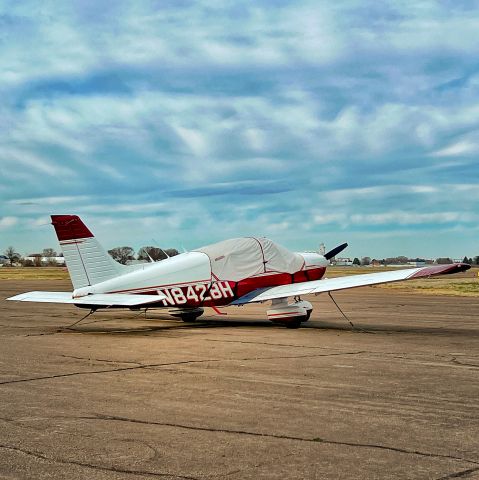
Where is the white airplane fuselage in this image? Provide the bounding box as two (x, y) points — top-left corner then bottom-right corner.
(73, 250), (329, 309)
(7, 215), (470, 328)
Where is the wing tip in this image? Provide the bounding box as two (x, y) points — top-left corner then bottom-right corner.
(409, 262), (471, 279)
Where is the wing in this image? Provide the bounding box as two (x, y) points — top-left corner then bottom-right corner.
(7, 291), (166, 307)
(231, 263), (470, 305)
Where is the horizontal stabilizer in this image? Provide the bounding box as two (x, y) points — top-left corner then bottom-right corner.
(232, 263), (470, 305)
(7, 291), (166, 307)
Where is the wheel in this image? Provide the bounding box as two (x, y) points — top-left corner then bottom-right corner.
(285, 317), (305, 329)
(299, 310), (313, 322)
(170, 307), (204, 322)
(180, 313), (201, 322)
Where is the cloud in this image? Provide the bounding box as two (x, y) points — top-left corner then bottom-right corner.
(0, 216), (18, 230)
(350, 211), (478, 226)
(431, 140), (479, 157)
(0, 0), (478, 258)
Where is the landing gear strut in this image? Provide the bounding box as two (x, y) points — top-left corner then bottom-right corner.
(267, 298), (313, 328)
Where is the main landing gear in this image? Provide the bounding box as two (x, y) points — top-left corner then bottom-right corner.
(267, 298), (312, 329)
(169, 307), (205, 322)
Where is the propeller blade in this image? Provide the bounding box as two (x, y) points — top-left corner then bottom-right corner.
(324, 243), (348, 260)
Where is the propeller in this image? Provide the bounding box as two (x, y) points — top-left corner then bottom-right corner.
(324, 242), (348, 260)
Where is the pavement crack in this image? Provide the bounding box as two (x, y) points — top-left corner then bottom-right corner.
(435, 466), (479, 479)
(450, 357), (479, 369)
(0, 359), (221, 386)
(77, 414), (479, 466)
(24, 332), (59, 337)
(230, 351), (365, 362)
(60, 354), (143, 366)
(0, 443), (200, 479)
(0, 352), (363, 386)
(205, 339), (344, 349)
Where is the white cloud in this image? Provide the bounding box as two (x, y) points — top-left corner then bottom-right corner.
(431, 140), (478, 157)
(350, 211), (478, 225)
(0, 0), (478, 258)
(173, 126), (209, 157)
(0, 217), (18, 230)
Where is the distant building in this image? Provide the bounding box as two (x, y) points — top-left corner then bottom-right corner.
(407, 261), (426, 267)
(24, 255), (65, 266)
(0, 255), (8, 266)
(334, 257), (353, 266)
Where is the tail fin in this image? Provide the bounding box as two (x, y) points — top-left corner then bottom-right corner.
(51, 215), (124, 289)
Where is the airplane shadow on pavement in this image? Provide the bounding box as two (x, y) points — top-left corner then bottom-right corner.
(52, 314), (479, 338)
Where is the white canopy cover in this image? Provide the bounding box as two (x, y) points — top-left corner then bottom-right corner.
(196, 237), (304, 282)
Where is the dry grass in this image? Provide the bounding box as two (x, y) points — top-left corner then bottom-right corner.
(326, 266), (399, 277)
(2, 265), (478, 296)
(327, 266), (479, 297)
(0, 267), (70, 280)
(375, 277), (479, 296)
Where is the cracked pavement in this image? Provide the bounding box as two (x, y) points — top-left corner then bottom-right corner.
(0, 279), (478, 479)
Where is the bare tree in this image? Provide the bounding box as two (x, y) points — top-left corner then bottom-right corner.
(137, 246), (167, 261)
(138, 246), (180, 262)
(361, 256), (371, 266)
(42, 248), (57, 257)
(436, 257), (452, 264)
(4, 246), (20, 266)
(108, 247), (135, 265)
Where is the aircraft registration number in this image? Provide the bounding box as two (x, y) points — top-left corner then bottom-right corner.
(157, 281), (234, 306)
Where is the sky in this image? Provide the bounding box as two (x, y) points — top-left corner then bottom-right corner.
(1, 0), (478, 259)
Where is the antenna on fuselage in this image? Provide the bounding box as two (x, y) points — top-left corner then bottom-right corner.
(152, 238), (170, 260)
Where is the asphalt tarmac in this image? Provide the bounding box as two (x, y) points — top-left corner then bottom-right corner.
(1, 279), (478, 479)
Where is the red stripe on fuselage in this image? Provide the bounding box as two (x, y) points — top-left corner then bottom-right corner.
(110, 278), (212, 294)
(105, 267), (326, 308)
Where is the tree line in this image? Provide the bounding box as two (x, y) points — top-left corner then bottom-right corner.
(3, 245), (479, 267)
(2, 245), (179, 267)
(348, 255), (479, 266)
(1, 247), (63, 267)
(107, 246), (179, 265)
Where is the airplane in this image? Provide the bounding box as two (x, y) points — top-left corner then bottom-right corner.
(7, 215), (470, 328)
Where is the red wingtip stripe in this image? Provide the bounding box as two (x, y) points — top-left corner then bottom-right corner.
(409, 263), (471, 279)
(51, 215), (94, 241)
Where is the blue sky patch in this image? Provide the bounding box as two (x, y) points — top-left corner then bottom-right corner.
(0, 0), (478, 259)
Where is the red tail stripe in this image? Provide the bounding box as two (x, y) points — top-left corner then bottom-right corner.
(51, 215), (94, 241)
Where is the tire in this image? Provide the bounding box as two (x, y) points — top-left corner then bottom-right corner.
(180, 313), (201, 322)
(302, 310), (312, 322)
(285, 317), (305, 329)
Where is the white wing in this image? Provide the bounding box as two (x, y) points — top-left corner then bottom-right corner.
(231, 263), (469, 305)
(7, 291), (166, 307)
